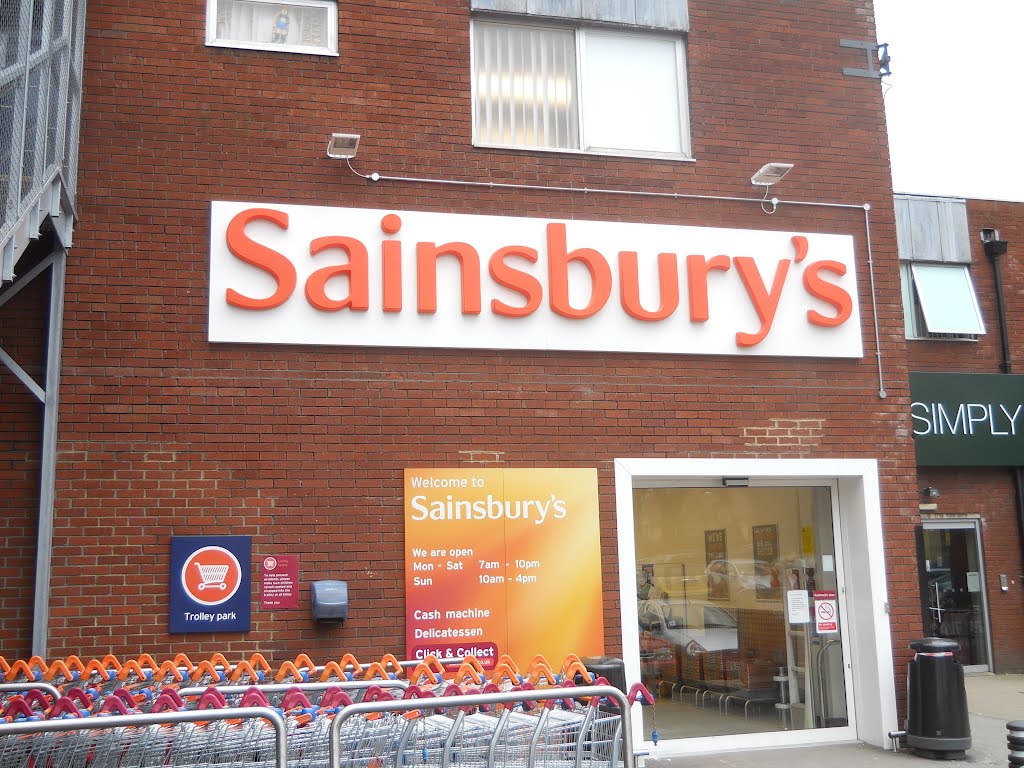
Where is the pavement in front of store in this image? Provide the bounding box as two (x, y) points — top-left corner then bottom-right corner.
(645, 673), (1023, 768)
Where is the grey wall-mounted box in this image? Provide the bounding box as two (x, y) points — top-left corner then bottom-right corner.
(311, 580), (348, 622)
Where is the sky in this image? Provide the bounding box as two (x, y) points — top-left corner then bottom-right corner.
(873, 0), (1024, 203)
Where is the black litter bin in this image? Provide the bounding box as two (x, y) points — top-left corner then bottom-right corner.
(578, 656), (627, 693)
(905, 638), (971, 759)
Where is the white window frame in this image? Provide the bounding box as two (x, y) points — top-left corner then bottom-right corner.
(910, 263), (986, 336)
(900, 262), (985, 340)
(206, 0), (339, 56)
(470, 19), (691, 161)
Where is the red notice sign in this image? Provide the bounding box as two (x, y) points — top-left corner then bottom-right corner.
(261, 555), (299, 609)
(814, 590), (838, 633)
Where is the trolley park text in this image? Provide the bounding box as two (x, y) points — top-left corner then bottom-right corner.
(182, 611), (237, 622)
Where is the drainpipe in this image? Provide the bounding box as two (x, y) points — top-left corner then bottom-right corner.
(981, 229), (1011, 373)
(981, 229), (1024, 579)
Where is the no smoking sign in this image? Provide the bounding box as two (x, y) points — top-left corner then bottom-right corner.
(814, 590), (838, 633)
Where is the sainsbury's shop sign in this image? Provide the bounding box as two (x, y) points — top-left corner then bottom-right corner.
(208, 201), (862, 357)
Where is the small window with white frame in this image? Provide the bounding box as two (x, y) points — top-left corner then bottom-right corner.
(895, 195), (985, 340)
(207, 0), (338, 56)
(471, 19), (690, 159)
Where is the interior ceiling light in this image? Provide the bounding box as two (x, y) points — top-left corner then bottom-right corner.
(327, 133), (360, 160)
(751, 162), (794, 186)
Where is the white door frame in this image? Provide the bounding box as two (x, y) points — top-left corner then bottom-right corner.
(614, 458), (897, 757)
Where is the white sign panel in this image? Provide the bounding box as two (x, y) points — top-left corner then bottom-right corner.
(209, 202), (862, 357)
(787, 589), (811, 624)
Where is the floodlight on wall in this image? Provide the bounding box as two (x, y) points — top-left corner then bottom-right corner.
(920, 486), (941, 499)
(751, 163), (794, 187)
(327, 133), (360, 160)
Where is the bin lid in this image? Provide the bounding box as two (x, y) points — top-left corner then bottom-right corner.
(909, 637), (960, 653)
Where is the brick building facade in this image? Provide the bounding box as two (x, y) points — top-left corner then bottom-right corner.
(3, 0), (1021, 755)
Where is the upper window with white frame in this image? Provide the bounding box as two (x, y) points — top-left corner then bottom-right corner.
(895, 195), (986, 340)
(471, 4), (690, 159)
(207, 0), (338, 56)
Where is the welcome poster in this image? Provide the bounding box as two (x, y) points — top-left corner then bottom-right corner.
(404, 468), (604, 668)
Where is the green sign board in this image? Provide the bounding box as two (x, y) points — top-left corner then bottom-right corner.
(910, 372), (1024, 466)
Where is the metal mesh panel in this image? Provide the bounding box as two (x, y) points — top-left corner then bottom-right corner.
(0, 0), (84, 265)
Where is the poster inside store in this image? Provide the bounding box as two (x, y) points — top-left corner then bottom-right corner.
(404, 468), (605, 669)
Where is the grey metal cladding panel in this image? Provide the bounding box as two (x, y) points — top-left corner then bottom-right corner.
(582, 0), (635, 25)
(895, 196), (914, 261)
(472, 0), (529, 12)
(527, 0), (582, 17)
(908, 197), (943, 262)
(635, 0), (688, 30)
(938, 198), (971, 263)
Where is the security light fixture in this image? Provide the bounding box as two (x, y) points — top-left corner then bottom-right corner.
(327, 133), (360, 160)
(920, 486), (941, 499)
(751, 163), (794, 187)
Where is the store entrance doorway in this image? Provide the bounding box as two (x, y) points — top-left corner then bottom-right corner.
(631, 484), (853, 741)
(919, 520), (992, 671)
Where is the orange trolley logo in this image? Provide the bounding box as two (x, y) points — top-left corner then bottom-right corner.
(181, 546), (242, 606)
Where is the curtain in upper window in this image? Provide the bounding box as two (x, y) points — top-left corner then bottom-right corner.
(207, 0), (338, 55)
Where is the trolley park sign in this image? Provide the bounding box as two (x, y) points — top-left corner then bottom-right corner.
(911, 372), (1024, 466)
(208, 201), (863, 357)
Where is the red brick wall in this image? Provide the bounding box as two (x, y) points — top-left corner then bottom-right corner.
(36, 0), (923, 673)
(0, 255), (49, 660)
(908, 199), (1024, 672)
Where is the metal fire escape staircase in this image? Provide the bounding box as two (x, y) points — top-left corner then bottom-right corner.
(1, 0), (87, 658)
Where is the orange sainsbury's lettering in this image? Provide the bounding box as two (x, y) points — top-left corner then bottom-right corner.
(306, 236), (369, 312)
(804, 260), (852, 327)
(489, 246), (543, 318)
(619, 251), (679, 321)
(381, 215), (403, 313)
(734, 256), (790, 347)
(416, 242), (482, 315)
(220, 208), (855, 346)
(225, 208), (296, 310)
(686, 254), (730, 322)
(546, 223), (612, 319)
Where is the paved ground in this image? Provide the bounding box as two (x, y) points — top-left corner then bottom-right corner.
(645, 673), (1023, 768)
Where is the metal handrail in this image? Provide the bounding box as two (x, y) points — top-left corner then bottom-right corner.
(815, 638), (842, 726)
(0, 706), (289, 767)
(328, 684), (635, 768)
(0, 681), (62, 701)
(178, 679), (409, 697)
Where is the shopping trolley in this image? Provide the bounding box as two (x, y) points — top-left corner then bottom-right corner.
(0, 652), (649, 768)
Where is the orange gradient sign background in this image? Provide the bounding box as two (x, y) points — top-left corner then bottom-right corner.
(404, 468), (604, 668)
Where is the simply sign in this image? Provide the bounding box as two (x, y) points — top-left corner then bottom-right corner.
(170, 536), (251, 633)
(910, 372), (1024, 466)
(208, 202), (862, 358)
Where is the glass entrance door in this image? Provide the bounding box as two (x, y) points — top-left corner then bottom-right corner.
(920, 521), (991, 671)
(632, 485), (853, 740)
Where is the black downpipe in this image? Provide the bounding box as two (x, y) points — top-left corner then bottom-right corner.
(982, 230), (1024, 568)
(986, 238), (1012, 373)
(1016, 468), (1024, 571)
